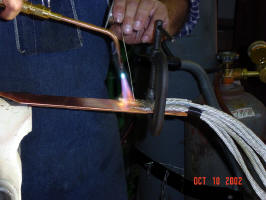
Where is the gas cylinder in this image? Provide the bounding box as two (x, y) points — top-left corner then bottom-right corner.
(220, 81), (266, 142)
(185, 78), (265, 200)
(185, 82), (266, 199)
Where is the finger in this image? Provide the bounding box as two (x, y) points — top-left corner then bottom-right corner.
(133, 0), (155, 31)
(135, 30), (144, 42)
(112, 0), (126, 23)
(110, 24), (140, 44)
(123, 31), (140, 44)
(141, 4), (169, 43)
(0, 0), (22, 20)
(110, 24), (122, 40)
(122, 0), (139, 34)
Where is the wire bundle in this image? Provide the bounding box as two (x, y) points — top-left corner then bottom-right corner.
(164, 98), (266, 200)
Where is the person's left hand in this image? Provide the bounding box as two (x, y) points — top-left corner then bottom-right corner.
(110, 0), (170, 44)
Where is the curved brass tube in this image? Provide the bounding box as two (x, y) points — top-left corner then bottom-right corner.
(0, 1), (123, 67)
(49, 14), (123, 67)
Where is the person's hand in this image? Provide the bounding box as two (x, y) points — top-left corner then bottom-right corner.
(111, 0), (170, 44)
(0, 0), (23, 20)
(110, 0), (188, 44)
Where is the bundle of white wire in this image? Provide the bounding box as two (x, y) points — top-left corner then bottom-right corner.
(164, 98), (266, 200)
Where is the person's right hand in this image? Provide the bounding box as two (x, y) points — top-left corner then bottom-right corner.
(0, 0), (22, 20)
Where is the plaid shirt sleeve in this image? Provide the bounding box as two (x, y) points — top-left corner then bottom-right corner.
(178, 0), (200, 38)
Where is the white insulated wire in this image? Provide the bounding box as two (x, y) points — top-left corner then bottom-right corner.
(203, 105), (266, 150)
(202, 105), (266, 159)
(203, 114), (266, 199)
(203, 112), (266, 184)
(166, 99), (265, 159)
(203, 115), (266, 199)
(164, 98), (266, 199)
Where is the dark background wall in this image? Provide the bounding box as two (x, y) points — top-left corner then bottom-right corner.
(218, 0), (266, 105)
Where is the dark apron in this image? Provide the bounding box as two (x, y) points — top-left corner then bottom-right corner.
(0, 0), (127, 199)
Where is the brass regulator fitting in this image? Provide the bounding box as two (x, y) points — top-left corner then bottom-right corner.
(248, 41), (266, 83)
(217, 41), (266, 84)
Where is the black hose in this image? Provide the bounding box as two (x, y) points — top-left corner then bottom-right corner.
(180, 60), (243, 191)
(180, 60), (220, 109)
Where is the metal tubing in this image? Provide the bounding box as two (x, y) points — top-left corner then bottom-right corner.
(180, 60), (221, 109)
(49, 13), (123, 66)
(0, 0), (123, 67)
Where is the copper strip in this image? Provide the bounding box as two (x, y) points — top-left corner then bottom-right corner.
(0, 92), (187, 117)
